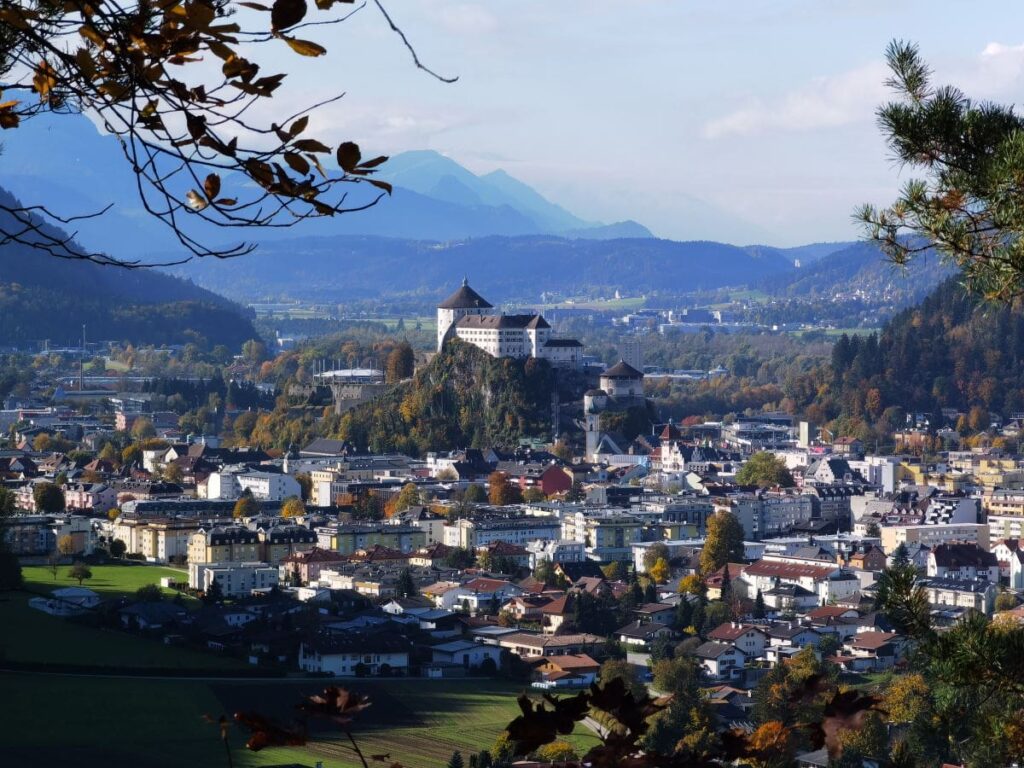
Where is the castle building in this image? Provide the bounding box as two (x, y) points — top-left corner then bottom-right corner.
(436, 279), (583, 368)
(584, 361), (648, 460)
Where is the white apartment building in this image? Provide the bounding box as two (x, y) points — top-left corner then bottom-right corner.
(188, 562), (280, 597)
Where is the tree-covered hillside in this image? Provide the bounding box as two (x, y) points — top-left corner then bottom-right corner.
(757, 241), (954, 304)
(0, 188), (257, 348)
(333, 341), (569, 455)
(819, 279), (1024, 430)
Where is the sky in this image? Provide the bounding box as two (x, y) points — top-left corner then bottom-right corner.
(261, 0), (1024, 246)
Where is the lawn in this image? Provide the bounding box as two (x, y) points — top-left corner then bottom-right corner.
(0, 674), (603, 768)
(1, 563), (243, 670)
(22, 563), (189, 600)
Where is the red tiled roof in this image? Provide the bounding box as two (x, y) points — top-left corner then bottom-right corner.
(541, 653), (599, 670)
(541, 595), (572, 615)
(848, 631), (899, 650)
(463, 577), (515, 592)
(282, 547), (347, 564)
(744, 560), (838, 580)
(708, 622), (766, 641)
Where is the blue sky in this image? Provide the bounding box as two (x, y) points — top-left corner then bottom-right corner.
(242, 2), (1024, 244)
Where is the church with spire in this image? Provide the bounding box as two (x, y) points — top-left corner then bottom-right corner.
(436, 279), (584, 368)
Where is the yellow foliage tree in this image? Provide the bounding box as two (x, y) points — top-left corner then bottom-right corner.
(883, 672), (929, 725)
(649, 557), (670, 584)
(281, 496), (306, 518)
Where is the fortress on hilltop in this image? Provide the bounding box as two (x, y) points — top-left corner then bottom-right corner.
(436, 279), (583, 369)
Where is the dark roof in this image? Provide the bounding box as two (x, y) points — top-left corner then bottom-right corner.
(602, 360), (643, 379)
(455, 314), (538, 329)
(617, 620), (670, 639)
(544, 339), (583, 348)
(439, 280), (493, 309)
(526, 315), (551, 329)
(931, 543), (998, 569)
(556, 561), (605, 581)
(694, 641), (742, 659)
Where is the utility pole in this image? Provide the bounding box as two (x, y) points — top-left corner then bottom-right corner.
(80, 324), (86, 392)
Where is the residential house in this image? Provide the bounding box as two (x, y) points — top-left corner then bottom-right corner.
(447, 577), (524, 614)
(532, 654), (600, 688)
(693, 641), (746, 680)
(920, 577), (997, 615)
(280, 547), (349, 584)
(927, 543), (999, 582)
(616, 620), (676, 647)
(707, 623), (769, 657)
(844, 631), (906, 671)
(496, 631), (604, 658)
(299, 634), (411, 676)
(430, 640), (502, 669)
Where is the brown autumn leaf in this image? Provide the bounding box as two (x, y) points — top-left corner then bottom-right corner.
(292, 138), (331, 153)
(284, 152), (311, 175)
(298, 686), (372, 725)
(204, 173), (221, 200)
(367, 178), (393, 195)
(336, 141), (361, 172)
(234, 711), (307, 751)
(271, 0), (307, 32)
(283, 36), (327, 57)
(32, 60), (57, 98)
(505, 691), (590, 756)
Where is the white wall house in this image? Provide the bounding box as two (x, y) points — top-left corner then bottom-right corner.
(188, 562), (280, 597)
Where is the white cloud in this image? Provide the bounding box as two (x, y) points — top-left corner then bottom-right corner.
(702, 61), (888, 139)
(704, 41), (1024, 140)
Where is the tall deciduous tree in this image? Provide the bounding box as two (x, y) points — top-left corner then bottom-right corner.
(57, 534), (76, 557)
(699, 510), (745, 575)
(488, 471), (522, 506)
(33, 481), (65, 513)
(67, 563), (92, 585)
(281, 496), (305, 518)
(735, 452), (794, 488)
(385, 341), (415, 383)
(233, 491), (260, 519)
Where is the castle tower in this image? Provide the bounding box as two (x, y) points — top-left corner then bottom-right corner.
(599, 360), (644, 400)
(436, 278), (495, 352)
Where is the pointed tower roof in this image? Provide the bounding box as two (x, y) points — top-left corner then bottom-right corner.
(438, 279), (493, 310)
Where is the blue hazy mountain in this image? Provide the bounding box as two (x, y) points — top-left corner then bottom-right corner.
(1, 114), (652, 261)
(172, 234), (796, 302)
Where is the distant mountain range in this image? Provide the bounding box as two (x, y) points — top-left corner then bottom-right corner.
(2, 112), (953, 317)
(173, 234), (800, 303)
(0, 188), (256, 348)
(0, 113), (652, 261)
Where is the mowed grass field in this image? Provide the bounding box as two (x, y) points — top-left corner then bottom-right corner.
(2, 563), (603, 767)
(0, 563), (243, 669)
(0, 674), (602, 768)
(21, 563), (189, 599)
